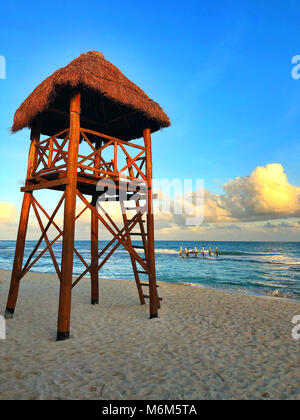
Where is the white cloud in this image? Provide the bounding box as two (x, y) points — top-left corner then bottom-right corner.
(152, 163), (300, 239)
(161, 163), (300, 225)
(221, 163), (300, 221)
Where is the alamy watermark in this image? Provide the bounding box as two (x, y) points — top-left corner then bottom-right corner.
(291, 315), (300, 340)
(96, 178), (205, 226)
(0, 315), (6, 340)
(291, 55), (300, 80)
(0, 55), (6, 79)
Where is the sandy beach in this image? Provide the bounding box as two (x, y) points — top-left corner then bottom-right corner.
(0, 269), (299, 400)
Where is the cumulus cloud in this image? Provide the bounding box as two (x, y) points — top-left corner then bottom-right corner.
(150, 163), (300, 238)
(160, 164), (300, 225)
(221, 163), (300, 221)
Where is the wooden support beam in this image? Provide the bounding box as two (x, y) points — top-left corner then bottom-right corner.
(90, 139), (101, 305)
(21, 178), (68, 192)
(5, 125), (40, 319)
(114, 141), (117, 173)
(49, 107), (98, 127)
(57, 89), (81, 341)
(5, 193), (33, 319)
(49, 107), (138, 131)
(99, 110), (138, 128)
(90, 209), (99, 304)
(144, 128), (159, 317)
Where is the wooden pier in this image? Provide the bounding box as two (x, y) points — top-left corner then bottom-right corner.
(179, 246), (219, 257)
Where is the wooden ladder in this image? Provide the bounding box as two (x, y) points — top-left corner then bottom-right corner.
(120, 200), (161, 308)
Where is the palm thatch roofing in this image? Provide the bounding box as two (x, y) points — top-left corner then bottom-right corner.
(12, 51), (170, 140)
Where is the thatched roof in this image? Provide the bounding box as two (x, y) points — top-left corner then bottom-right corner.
(12, 51), (170, 140)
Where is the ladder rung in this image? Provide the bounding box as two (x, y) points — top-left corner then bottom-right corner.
(130, 232), (147, 236)
(140, 283), (159, 287)
(132, 245), (144, 249)
(137, 270), (148, 274)
(126, 207), (138, 210)
(129, 218), (145, 223)
(144, 294), (162, 301)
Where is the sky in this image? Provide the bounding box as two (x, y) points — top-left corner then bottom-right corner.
(0, 0), (300, 240)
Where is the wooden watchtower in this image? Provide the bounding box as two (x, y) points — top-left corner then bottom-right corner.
(5, 51), (170, 340)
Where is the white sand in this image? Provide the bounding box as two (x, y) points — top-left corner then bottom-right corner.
(0, 269), (299, 400)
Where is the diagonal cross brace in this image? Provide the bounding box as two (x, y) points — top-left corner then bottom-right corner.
(33, 197), (91, 274)
(77, 190), (148, 271)
(72, 196), (148, 288)
(19, 193), (66, 279)
(31, 200), (62, 280)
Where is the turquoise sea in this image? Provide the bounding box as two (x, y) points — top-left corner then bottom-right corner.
(0, 240), (299, 301)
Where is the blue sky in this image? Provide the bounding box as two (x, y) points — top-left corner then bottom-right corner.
(0, 0), (300, 240)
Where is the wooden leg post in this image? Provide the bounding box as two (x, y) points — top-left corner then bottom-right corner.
(143, 128), (158, 319)
(5, 193), (32, 318)
(5, 125), (40, 319)
(90, 204), (99, 304)
(90, 139), (101, 305)
(57, 90), (81, 341)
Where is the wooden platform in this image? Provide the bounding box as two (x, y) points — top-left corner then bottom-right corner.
(21, 170), (152, 201)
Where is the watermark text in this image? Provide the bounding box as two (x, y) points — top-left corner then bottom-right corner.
(291, 55), (300, 80)
(292, 315), (300, 340)
(0, 55), (6, 79)
(0, 316), (6, 340)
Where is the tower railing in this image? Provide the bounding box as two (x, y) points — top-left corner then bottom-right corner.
(29, 127), (147, 184)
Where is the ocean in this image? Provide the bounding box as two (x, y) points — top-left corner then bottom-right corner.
(0, 240), (299, 301)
